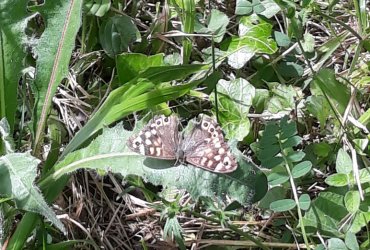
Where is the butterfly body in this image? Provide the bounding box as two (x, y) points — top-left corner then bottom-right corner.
(127, 114), (237, 173)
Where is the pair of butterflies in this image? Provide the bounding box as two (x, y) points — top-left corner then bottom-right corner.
(127, 114), (237, 173)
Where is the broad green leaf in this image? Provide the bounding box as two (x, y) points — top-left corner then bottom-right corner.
(252, 89), (269, 113)
(0, 0), (31, 131)
(258, 186), (287, 209)
(292, 161), (312, 178)
(344, 191), (360, 214)
(302, 191), (348, 237)
(306, 95), (332, 130)
(84, 0), (111, 17)
(267, 84), (301, 113)
(282, 135), (302, 148)
(221, 16), (277, 69)
(302, 33), (315, 52)
(259, 0), (281, 18)
(345, 231), (359, 250)
(270, 199), (296, 212)
(32, 0), (83, 150)
(312, 69), (350, 115)
(298, 194), (311, 210)
(44, 123), (257, 206)
(0, 153), (65, 233)
(313, 142), (332, 158)
(359, 168), (370, 183)
(349, 210), (370, 233)
(235, 0), (253, 15)
(336, 149), (353, 174)
(211, 78), (254, 141)
(116, 53), (164, 84)
(325, 173), (349, 187)
(61, 64), (208, 158)
(276, 62), (304, 78)
(327, 238), (348, 250)
(207, 9), (229, 43)
(274, 31), (290, 47)
(99, 15), (141, 57)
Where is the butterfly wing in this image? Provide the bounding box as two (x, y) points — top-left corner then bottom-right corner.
(181, 115), (237, 173)
(127, 115), (179, 159)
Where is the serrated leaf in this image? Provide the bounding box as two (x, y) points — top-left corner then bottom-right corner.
(0, 0), (33, 131)
(221, 16), (277, 69)
(46, 123), (257, 206)
(211, 78), (254, 141)
(344, 191), (360, 214)
(270, 199), (296, 212)
(33, 0), (83, 149)
(325, 173), (349, 187)
(292, 161), (312, 178)
(0, 153), (65, 233)
(336, 148), (352, 174)
(298, 194), (311, 210)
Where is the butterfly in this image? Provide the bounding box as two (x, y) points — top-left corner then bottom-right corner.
(127, 114), (237, 173)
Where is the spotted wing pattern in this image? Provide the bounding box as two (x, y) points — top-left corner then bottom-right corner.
(127, 115), (179, 159)
(180, 114), (237, 173)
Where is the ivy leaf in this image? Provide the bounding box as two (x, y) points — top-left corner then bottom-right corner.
(0, 153), (65, 233)
(221, 16), (277, 69)
(211, 78), (255, 141)
(47, 123), (257, 206)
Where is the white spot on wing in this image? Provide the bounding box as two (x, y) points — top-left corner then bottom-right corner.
(145, 139), (152, 145)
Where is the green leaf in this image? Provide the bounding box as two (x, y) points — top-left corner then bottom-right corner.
(325, 173), (349, 187)
(84, 0), (111, 17)
(345, 231), (359, 250)
(258, 0), (280, 18)
(99, 15), (141, 57)
(44, 123), (257, 206)
(359, 168), (370, 183)
(212, 78), (254, 141)
(32, 0), (83, 150)
(302, 33), (315, 52)
(235, 0), (253, 15)
(267, 84), (301, 113)
(313, 142), (332, 158)
(302, 191), (348, 237)
(164, 217), (185, 250)
(258, 186), (287, 209)
(286, 151), (305, 162)
(270, 199), (296, 212)
(116, 53), (164, 84)
(274, 31), (291, 47)
(221, 16), (277, 69)
(327, 238), (348, 250)
(0, 153), (65, 233)
(207, 9), (229, 43)
(282, 135), (301, 148)
(252, 89), (269, 113)
(0, 0), (31, 130)
(276, 62), (304, 78)
(298, 194), (311, 210)
(336, 149), (353, 174)
(268, 167), (289, 185)
(312, 69), (350, 115)
(344, 191), (360, 214)
(306, 95), (332, 130)
(0, 118), (15, 154)
(61, 64), (208, 158)
(292, 161), (312, 178)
